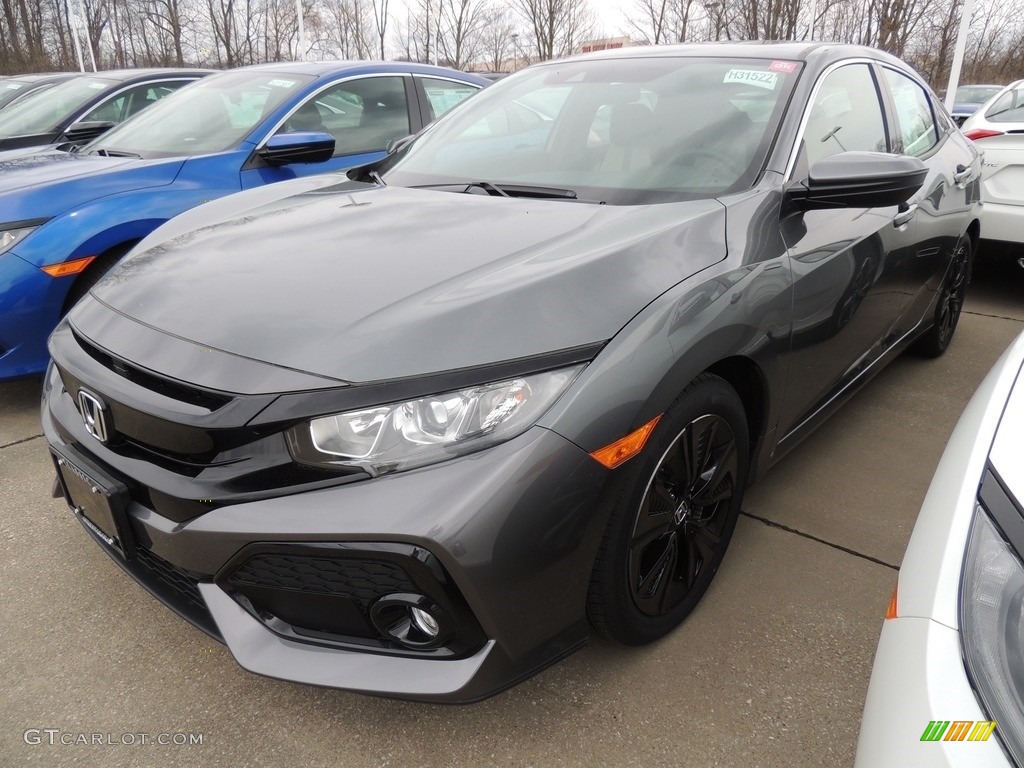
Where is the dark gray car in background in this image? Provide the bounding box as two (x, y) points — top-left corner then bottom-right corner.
(43, 42), (981, 702)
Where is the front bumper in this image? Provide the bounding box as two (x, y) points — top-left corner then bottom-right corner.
(43, 359), (611, 702)
(855, 617), (1007, 768)
(0, 251), (67, 380)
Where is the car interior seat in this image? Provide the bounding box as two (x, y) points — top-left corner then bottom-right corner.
(599, 102), (657, 174)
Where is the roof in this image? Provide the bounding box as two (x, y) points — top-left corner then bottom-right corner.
(232, 60), (489, 83)
(73, 68), (216, 82)
(562, 40), (910, 69)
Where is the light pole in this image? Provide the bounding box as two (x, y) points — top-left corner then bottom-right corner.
(944, 0), (976, 113)
(296, 0), (306, 60)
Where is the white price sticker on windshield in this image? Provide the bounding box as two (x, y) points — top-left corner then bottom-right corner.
(723, 69), (778, 90)
(268, 79), (296, 88)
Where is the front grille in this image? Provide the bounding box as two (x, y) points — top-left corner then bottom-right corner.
(74, 330), (231, 411)
(227, 555), (417, 603)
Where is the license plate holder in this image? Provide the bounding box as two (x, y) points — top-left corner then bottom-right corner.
(52, 444), (134, 560)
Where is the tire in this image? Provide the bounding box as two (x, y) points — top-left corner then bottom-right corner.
(911, 235), (971, 358)
(62, 243), (135, 315)
(587, 373), (750, 645)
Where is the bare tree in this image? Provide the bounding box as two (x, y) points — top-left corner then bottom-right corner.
(372, 0), (388, 58)
(513, 0), (594, 61)
(627, 0), (699, 44)
(436, 0), (484, 68)
(478, 4), (518, 70)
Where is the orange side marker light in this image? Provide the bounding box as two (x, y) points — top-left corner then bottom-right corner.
(41, 255), (96, 277)
(885, 583), (898, 620)
(590, 414), (662, 469)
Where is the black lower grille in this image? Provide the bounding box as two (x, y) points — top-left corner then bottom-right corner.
(131, 546), (220, 639)
(218, 544), (487, 657)
(135, 546), (205, 612)
(227, 555), (417, 603)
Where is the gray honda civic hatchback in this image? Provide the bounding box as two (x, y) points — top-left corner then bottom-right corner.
(43, 42), (981, 702)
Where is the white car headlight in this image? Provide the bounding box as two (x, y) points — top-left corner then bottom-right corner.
(0, 222), (41, 255)
(286, 365), (584, 476)
(961, 503), (1024, 764)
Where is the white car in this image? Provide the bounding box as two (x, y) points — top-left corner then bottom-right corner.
(961, 80), (1024, 252)
(855, 329), (1024, 768)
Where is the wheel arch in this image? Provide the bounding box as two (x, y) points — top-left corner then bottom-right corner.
(61, 238), (143, 315)
(704, 355), (768, 460)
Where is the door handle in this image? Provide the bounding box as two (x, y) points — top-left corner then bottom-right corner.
(893, 203), (917, 227)
(953, 164), (973, 187)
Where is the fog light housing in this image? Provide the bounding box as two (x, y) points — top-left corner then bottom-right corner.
(371, 593), (450, 649)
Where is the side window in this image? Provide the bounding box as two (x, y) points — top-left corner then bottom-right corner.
(123, 81), (190, 118)
(803, 64), (888, 167)
(882, 69), (938, 157)
(82, 81), (188, 124)
(420, 78), (478, 120)
(278, 76), (410, 157)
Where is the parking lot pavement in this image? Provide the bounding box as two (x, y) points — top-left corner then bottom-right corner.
(3, 260), (1023, 768)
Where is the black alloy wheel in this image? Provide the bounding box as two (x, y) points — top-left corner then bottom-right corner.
(629, 412), (739, 617)
(588, 374), (750, 645)
(912, 235), (971, 358)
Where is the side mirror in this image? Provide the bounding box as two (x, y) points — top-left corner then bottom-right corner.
(788, 151), (928, 210)
(257, 131), (335, 166)
(62, 120), (116, 144)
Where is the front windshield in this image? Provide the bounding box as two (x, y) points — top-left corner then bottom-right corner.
(0, 76), (115, 136)
(92, 70), (315, 158)
(383, 57), (800, 204)
(955, 85), (1001, 103)
(0, 78), (37, 110)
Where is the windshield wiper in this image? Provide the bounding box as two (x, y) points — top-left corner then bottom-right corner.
(87, 147), (142, 158)
(368, 169), (387, 186)
(413, 181), (577, 200)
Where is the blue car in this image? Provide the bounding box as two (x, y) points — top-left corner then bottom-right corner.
(0, 62), (488, 380)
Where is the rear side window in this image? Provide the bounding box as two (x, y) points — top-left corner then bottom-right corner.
(986, 84), (1024, 123)
(882, 69), (938, 157)
(803, 64), (888, 167)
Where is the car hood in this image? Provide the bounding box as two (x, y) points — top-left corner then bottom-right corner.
(89, 183), (727, 384)
(0, 151), (184, 221)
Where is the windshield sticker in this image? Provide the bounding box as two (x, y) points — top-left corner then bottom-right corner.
(770, 60), (799, 74)
(268, 79), (296, 88)
(4, 83), (24, 90)
(724, 70), (778, 89)
(88, 82), (107, 89)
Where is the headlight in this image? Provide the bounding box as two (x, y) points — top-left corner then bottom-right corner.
(961, 505), (1024, 764)
(0, 223), (41, 255)
(286, 365), (584, 476)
